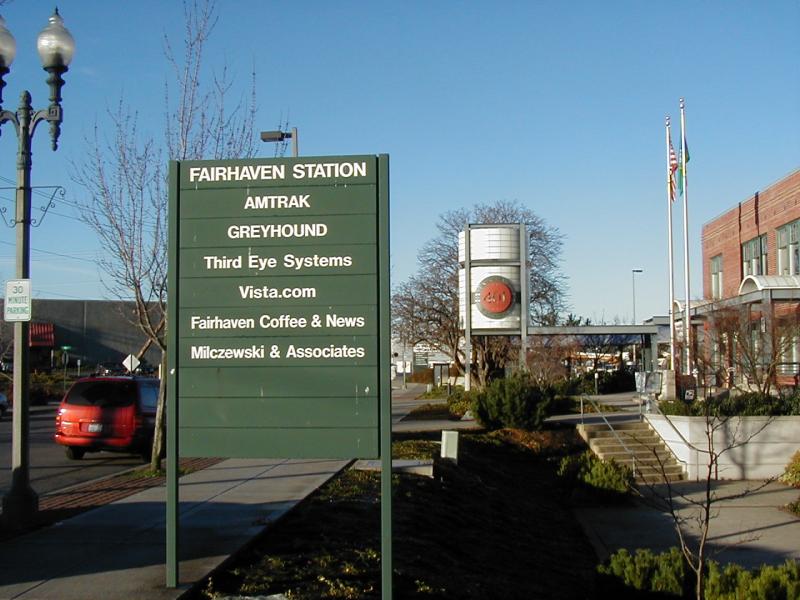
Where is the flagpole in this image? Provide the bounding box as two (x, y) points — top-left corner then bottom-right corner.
(666, 117), (676, 372)
(680, 97), (692, 376)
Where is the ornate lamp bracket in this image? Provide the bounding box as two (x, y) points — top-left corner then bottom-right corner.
(0, 184), (65, 227)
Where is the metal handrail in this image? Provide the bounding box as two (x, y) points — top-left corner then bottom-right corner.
(580, 393), (638, 478)
(641, 396), (690, 470)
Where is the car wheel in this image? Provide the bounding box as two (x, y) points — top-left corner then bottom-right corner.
(65, 446), (86, 460)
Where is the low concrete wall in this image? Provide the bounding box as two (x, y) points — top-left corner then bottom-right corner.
(645, 413), (800, 480)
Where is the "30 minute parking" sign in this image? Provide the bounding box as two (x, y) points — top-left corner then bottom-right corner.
(4, 279), (31, 322)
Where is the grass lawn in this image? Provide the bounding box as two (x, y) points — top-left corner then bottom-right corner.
(192, 427), (598, 599)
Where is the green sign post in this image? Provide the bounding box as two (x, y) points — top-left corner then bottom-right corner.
(166, 155), (391, 596)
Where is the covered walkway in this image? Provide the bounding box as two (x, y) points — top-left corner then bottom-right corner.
(528, 323), (664, 371)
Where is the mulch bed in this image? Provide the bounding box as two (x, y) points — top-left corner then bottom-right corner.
(190, 429), (599, 599)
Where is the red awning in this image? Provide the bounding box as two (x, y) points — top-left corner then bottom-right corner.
(29, 322), (54, 347)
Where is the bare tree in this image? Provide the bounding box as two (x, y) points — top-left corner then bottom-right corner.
(695, 302), (800, 397)
(391, 279), (434, 353)
(637, 302), (798, 600)
(72, 0), (256, 471)
(571, 316), (633, 373)
(392, 199), (566, 389)
(640, 399), (777, 599)
(525, 335), (576, 386)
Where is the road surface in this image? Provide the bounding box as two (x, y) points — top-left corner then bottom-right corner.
(0, 403), (144, 499)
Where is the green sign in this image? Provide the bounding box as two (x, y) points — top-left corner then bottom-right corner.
(166, 155), (392, 596)
(167, 155), (389, 459)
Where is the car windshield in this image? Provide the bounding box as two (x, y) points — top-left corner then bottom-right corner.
(65, 380), (137, 408)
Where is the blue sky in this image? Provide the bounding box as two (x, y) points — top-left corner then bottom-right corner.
(0, 1), (797, 323)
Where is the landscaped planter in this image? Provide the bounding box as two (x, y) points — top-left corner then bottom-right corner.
(645, 414), (800, 480)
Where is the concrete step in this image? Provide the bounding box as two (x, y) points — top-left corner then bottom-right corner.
(588, 436), (663, 448)
(591, 446), (666, 458)
(610, 459), (684, 473)
(635, 464), (685, 476)
(592, 448), (675, 463)
(578, 421), (650, 434)
(597, 457), (685, 483)
(638, 473), (685, 484)
(583, 429), (661, 441)
(589, 438), (669, 454)
(578, 419), (686, 484)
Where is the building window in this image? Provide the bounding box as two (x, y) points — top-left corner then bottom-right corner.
(742, 234), (767, 277)
(778, 332), (800, 375)
(777, 220), (800, 276)
(710, 255), (723, 299)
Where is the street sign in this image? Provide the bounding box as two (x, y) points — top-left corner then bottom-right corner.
(168, 155), (389, 459)
(123, 354), (140, 373)
(166, 155), (392, 593)
(4, 279), (31, 322)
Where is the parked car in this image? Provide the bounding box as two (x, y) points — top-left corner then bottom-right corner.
(0, 392), (8, 419)
(134, 360), (157, 377)
(54, 376), (160, 461)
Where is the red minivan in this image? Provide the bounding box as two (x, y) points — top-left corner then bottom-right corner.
(55, 376), (160, 460)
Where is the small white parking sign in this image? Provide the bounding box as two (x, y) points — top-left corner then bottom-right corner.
(5, 279), (31, 322)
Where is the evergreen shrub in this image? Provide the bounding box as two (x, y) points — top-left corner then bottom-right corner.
(552, 376), (582, 397)
(597, 547), (686, 597)
(658, 399), (694, 416)
(471, 373), (553, 430)
(659, 392), (800, 417)
(558, 450), (634, 497)
(599, 548), (800, 599)
(711, 392), (782, 416)
(780, 450), (800, 487)
(446, 386), (473, 418)
(6, 372), (67, 405)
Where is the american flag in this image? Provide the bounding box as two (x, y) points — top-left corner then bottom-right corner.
(668, 138), (679, 201)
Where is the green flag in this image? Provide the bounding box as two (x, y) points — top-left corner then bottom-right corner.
(678, 139), (690, 196)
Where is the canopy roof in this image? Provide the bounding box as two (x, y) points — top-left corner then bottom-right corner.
(738, 275), (800, 295)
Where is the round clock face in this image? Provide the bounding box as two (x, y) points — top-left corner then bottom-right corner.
(475, 276), (516, 319)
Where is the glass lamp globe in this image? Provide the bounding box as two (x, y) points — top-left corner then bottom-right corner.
(0, 16), (16, 69)
(36, 9), (74, 69)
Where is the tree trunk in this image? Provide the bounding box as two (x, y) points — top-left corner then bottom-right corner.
(695, 559), (705, 600)
(149, 352), (168, 472)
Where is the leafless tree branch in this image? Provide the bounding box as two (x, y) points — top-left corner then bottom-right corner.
(72, 0), (257, 471)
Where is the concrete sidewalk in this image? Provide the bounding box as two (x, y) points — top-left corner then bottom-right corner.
(558, 393), (800, 568)
(391, 381), (479, 433)
(553, 393), (800, 568)
(0, 458), (348, 599)
(0, 382), (435, 599)
(576, 479), (800, 569)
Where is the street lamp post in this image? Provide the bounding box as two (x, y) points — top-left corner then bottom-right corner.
(631, 268), (643, 325)
(631, 268), (643, 369)
(260, 127), (298, 157)
(0, 10), (74, 527)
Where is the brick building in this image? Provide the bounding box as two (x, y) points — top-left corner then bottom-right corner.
(695, 168), (800, 389)
(702, 169), (800, 300)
